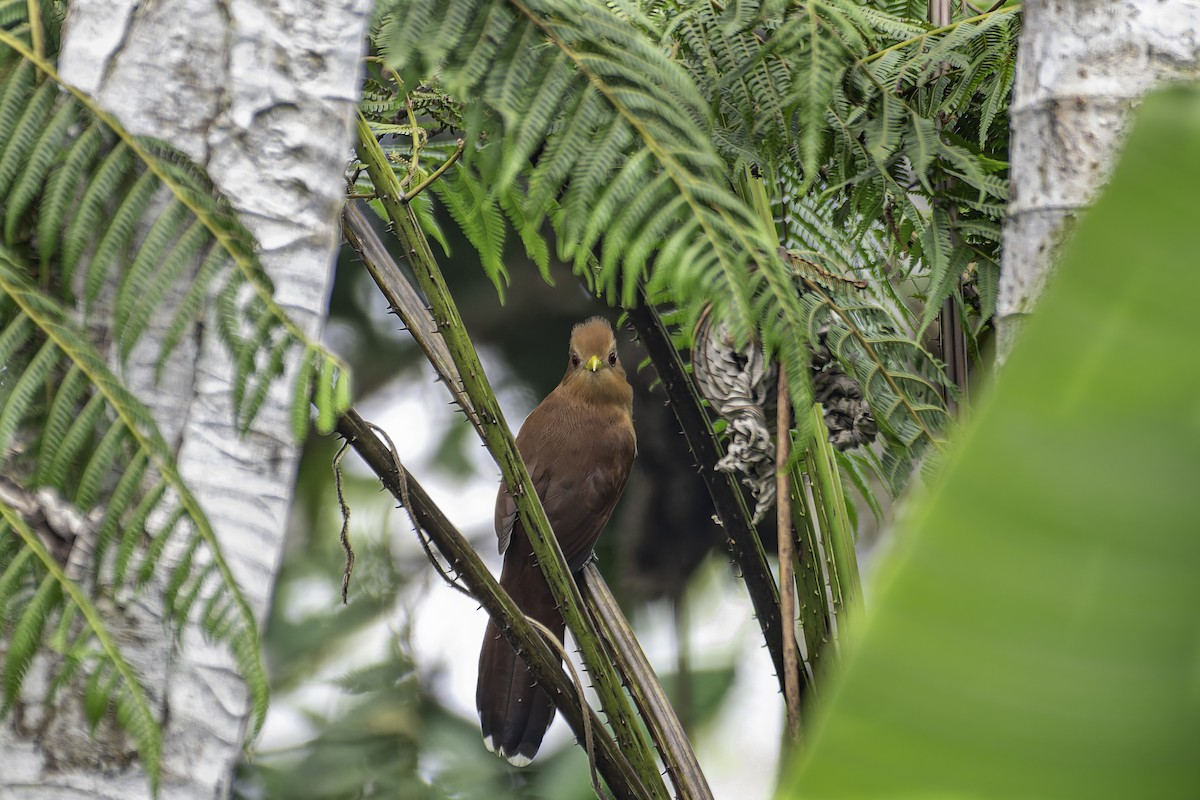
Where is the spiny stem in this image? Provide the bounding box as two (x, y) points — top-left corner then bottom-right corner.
(354, 113), (669, 800)
(777, 367), (802, 744)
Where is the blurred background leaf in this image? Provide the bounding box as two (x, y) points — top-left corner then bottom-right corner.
(779, 85), (1200, 799)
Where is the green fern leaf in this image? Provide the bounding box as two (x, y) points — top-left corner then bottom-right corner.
(112, 201), (191, 348)
(0, 546), (34, 625)
(239, 335), (292, 435)
(432, 164), (508, 298)
(0, 59), (35, 159)
(289, 344), (316, 441)
(118, 219), (210, 361)
(0, 259), (270, 740)
(917, 206), (954, 334)
(2, 572), (62, 710)
(32, 362), (86, 485)
(4, 98), (74, 243)
(97, 478), (162, 586)
(168, 554), (207, 631)
(232, 303), (277, 423)
(408, 190), (451, 257)
(43, 392), (105, 490)
(88, 452), (147, 566)
(975, 256), (999, 326)
(0, 336), (57, 457)
(62, 142), (136, 284)
(75, 419), (128, 509)
(499, 189), (551, 281)
(37, 125), (103, 268)
(154, 244), (228, 379)
(83, 664), (115, 730)
(83, 168), (161, 307)
(0, 309), (32, 372)
(135, 503), (185, 589)
(313, 353), (336, 435)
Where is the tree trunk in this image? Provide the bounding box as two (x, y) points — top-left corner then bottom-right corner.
(999, 0), (1200, 357)
(0, 1), (369, 796)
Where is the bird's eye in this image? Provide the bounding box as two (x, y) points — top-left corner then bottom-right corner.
(570, 352), (581, 368)
(607, 351), (617, 367)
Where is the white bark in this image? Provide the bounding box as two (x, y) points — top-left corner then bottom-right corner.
(999, 0), (1200, 356)
(0, 0), (369, 796)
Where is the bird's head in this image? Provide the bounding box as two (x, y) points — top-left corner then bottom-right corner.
(563, 317), (632, 407)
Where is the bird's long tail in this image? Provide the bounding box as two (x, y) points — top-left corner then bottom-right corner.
(476, 549), (564, 766)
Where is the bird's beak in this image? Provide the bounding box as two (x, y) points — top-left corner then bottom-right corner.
(585, 355), (602, 372)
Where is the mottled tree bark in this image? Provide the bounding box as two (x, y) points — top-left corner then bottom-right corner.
(999, 0), (1200, 357)
(0, 1), (369, 796)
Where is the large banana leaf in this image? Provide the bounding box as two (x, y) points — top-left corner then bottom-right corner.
(779, 86), (1200, 799)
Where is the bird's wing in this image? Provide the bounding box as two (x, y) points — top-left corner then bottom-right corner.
(541, 450), (634, 571)
(494, 401), (555, 556)
(494, 405), (635, 570)
(495, 489), (515, 555)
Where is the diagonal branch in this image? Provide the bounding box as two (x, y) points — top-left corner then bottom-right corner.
(334, 409), (650, 800)
(344, 192), (722, 797)
(579, 564), (715, 800)
(340, 202), (482, 435)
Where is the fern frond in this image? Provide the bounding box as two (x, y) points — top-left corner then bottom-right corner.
(83, 169), (160, 307)
(4, 97), (74, 242)
(0, 28), (352, 432)
(0, 254), (269, 761)
(36, 124), (102, 267)
(0, 27), (353, 772)
(3, 571), (62, 709)
(799, 282), (952, 493)
(378, 0), (821, 420)
(372, 0), (1014, 498)
(0, 501), (163, 791)
(0, 335), (54, 455)
(431, 163), (508, 298)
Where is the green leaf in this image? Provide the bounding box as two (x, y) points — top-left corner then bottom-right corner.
(3, 573), (61, 709)
(408, 189), (451, 256)
(290, 344), (316, 441)
(432, 163), (508, 300)
(0, 336), (57, 456)
(84, 664), (116, 730)
(32, 363), (87, 486)
(781, 86), (1200, 800)
(314, 354), (336, 435)
(4, 98), (76, 243)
